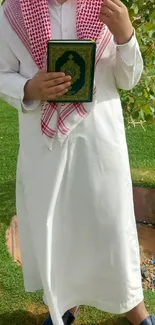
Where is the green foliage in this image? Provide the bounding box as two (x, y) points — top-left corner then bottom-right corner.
(121, 0), (155, 125)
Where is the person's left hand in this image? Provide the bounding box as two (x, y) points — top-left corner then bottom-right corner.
(99, 0), (134, 44)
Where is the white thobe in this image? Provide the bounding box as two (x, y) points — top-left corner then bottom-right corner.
(0, 1), (144, 324)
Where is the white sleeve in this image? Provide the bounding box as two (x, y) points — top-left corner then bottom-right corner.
(113, 30), (144, 90)
(0, 30), (40, 111)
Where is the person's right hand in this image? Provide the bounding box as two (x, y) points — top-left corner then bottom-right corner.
(24, 69), (72, 101)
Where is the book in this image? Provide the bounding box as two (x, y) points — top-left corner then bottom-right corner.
(47, 40), (96, 103)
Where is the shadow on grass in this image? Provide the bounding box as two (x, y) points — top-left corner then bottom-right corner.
(0, 310), (129, 325)
(0, 310), (48, 325)
(0, 179), (16, 226)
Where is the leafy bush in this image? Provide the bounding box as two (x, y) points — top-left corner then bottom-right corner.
(121, 0), (155, 125)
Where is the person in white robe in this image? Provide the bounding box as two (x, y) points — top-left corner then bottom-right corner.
(0, 0), (154, 325)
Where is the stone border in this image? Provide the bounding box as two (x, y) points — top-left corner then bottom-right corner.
(6, 216), (21, 265)
(133, 187), (155, 224)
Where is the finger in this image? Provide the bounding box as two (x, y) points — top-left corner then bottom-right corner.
(45, 76), (72, 88)
(107, 0), (123, 7)
(48, 88), (68, 101)
(100, 5), (113, 16)
(43, 72), (66, 81)
(101, 0), (121, 11)
(46, 81), (71, 96)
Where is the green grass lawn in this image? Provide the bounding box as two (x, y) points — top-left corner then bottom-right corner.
(126, 126), (155, 187)
(0, 99), (155, 324)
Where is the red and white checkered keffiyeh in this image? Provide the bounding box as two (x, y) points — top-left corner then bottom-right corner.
(4, 0), (112, 148)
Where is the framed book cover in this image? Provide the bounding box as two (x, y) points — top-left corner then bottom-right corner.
(47, 40), (96, 103)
